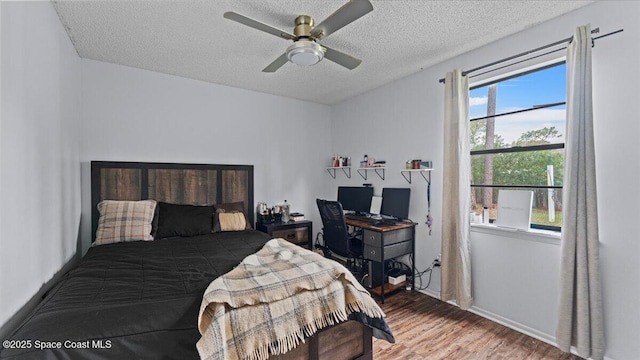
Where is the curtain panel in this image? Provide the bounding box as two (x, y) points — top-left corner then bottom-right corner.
(441, 70), (473, 310)
(556, 24), (605, 360)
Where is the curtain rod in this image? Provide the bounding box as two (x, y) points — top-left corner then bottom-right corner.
(438, 27), (624, 84)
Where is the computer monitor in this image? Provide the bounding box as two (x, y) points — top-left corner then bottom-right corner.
(380, 188), (411, 220)
(337, 186), (374, 214)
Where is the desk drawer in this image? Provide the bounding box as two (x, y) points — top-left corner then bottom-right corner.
(363, 228), (413, 246)
(272, 227), (309, 245)
(364, 240), (412, 262)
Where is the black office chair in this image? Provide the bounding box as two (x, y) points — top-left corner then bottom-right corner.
(316, 199), (365, 273)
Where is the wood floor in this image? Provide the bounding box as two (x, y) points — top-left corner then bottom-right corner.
(373, 291), (581, 360)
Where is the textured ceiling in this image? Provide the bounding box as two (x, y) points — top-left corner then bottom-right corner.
(52, 0), (592, 105)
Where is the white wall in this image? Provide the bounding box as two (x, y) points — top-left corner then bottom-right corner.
(331, 69), (443, 289)
(79, 60), (333, 252)
(330, 2), (640, 359)
(0, 2), (81, 327)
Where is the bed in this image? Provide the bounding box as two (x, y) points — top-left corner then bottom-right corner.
(0, 161), (392, 360)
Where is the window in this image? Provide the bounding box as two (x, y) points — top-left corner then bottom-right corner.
(469, 62), (565, 231)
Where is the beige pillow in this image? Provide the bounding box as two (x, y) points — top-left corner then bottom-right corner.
(94, 200), (157, 246)
(214, 210), (247, 232)
(213, 202), (252, 229)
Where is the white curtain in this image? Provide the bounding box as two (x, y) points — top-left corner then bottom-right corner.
(441, 70), (473, 310)
(556, 24), (605, 360)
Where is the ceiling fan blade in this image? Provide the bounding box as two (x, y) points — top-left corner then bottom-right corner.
(311, 0), (373, 40)
(323, 46), (362, 70)
(224, 12), (295, 41)
(262, 53), (289, 73)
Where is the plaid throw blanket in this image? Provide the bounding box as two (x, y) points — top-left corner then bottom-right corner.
(197, 238), (386, 360)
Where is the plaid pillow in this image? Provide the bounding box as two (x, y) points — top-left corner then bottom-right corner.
(94, 200), (157, 246)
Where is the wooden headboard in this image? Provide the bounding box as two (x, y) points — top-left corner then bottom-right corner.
(91, 161), (254, 240)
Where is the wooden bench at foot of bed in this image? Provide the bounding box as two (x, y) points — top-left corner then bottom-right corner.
(271, 321), (373, 360)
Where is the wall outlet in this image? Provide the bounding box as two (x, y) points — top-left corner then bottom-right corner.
(427, 256), (441, 271)
(432, 257), (441, 268)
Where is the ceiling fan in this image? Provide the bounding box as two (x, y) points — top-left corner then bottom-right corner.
(223, 0), (373, 72)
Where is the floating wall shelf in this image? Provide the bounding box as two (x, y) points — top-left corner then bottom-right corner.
(326, 167), (351, 179)
(401, 169), (432, 184)
(357, 167), (385, 180)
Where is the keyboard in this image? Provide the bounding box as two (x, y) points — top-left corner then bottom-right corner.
(345, 214), (397, 227)
(345, 214), (371, 221)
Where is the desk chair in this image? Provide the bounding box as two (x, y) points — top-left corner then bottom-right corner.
(316, 199), (365, 274)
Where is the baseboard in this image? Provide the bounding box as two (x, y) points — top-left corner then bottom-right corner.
(466, 305), (557, 345)
(465, 305), (615, 360)
(417, 289), (556, 345)
(416, 289), (614, 360)
(419, 287), (440, 299)
(0, 253), (79, 341)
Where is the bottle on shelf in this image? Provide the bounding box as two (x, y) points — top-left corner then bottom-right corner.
(331, 155), (340, 167)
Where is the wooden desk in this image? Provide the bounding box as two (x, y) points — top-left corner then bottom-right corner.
(345, 218), (417, 303)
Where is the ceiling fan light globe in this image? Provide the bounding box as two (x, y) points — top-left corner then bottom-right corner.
(290, 52), (322, 66)
(286, 40), (324, 66)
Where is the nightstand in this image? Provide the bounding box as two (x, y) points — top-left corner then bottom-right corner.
(256, 220), (313, 249)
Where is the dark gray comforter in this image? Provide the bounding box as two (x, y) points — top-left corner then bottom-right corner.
(1, 231), (271, 359)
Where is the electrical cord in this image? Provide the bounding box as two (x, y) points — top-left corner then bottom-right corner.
(416, 267), (433, 290)
(389, 259), (411, 273)
(409, 253), (438, 290)
(314, 231), (324, 246)
(318, 233), (438, 290)
(314, 231), (328, 255)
